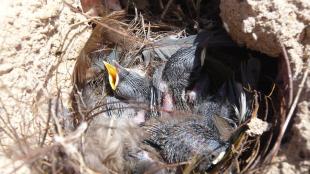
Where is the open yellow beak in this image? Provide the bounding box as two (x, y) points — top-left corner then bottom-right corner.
(103, 61), (119, 90)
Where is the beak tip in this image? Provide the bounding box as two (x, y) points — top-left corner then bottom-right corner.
(103, 60), (109, 67)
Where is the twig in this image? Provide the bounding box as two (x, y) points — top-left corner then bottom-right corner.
(161, 0), (174, 19)
(280, 43), (293, 106)
(40, 99), (52, 147)
(266, 59), (310, 161)
(51, 91), (64, 137)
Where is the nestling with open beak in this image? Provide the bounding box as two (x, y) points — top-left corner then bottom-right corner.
(103, 61), (152, 103)
(102, 60), (160, 120)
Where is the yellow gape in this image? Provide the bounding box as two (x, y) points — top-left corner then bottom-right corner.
(103, 61), (119, 90)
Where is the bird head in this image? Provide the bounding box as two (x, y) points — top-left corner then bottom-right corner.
(103, 61), (150, 101)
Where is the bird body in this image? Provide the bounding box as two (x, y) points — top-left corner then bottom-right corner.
(89, 96), (147, 124)
(162, 46), (199, 88)
(144, 114), (230, 171)
(151, 30), (241, 112)
(155, 46), (206, 111)
(143, 78), (249, 171)
(194, 97), (232, 121)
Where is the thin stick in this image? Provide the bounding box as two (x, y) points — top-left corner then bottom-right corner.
(40, 99), (52, 147)
(161, 0), (174, 19)
(281, 42), (293, 106)
(266, 59), (309, 161)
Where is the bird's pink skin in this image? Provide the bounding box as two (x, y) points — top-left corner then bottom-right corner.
(133, 110), (146, 124)
(157, 82), (174, 112)
(162, 92), (174, 112)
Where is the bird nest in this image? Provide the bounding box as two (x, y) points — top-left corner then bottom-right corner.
(64, 1), (290, 174)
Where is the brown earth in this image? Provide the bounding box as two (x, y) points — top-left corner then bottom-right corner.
(0, 0), (91, 172)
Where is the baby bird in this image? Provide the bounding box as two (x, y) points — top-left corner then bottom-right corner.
(103, 61), (161, 120)
(143, 85), (249, 172)
(143, 114), (231, 172)
(161, 46), (202, 91)
(148, 83), (241, 171)
(154, 46), (205, 112)
(103, 61), (151, 102)
(152, 30), (239, 112)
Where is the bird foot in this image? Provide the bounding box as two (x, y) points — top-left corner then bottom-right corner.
(186, 90), (197, 104)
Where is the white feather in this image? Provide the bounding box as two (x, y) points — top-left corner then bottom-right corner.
(233, 92), (247, 124)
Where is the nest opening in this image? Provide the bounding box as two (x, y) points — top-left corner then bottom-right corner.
(67, 0), (291, 173)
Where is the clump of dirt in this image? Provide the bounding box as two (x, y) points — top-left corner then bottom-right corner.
(220, 0), (309, 77)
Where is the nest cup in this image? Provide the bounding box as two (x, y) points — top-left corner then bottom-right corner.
(69, 1), (290, 173)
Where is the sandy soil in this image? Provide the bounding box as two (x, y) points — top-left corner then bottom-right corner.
(0, 0), (91, 172)
(220, 0), (310, 77)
